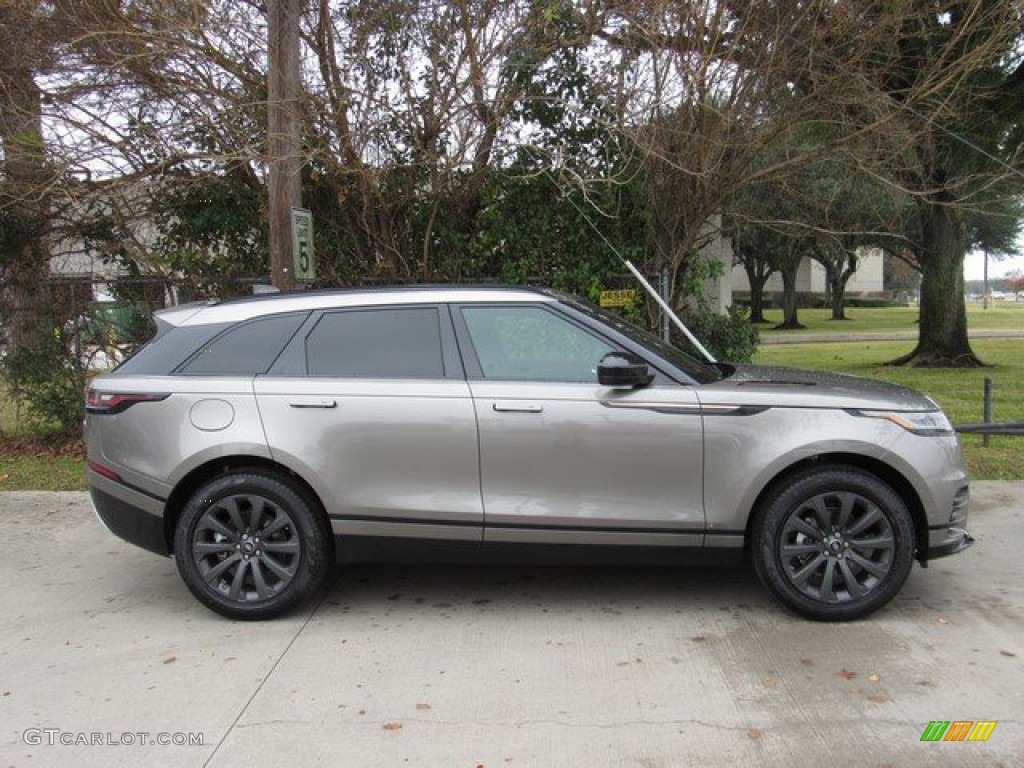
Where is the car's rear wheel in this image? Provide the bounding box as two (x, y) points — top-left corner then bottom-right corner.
(174, 471), (331, 620)
(752, 466), (915, 621)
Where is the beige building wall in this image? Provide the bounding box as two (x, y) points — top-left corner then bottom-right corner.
(729, 246), (885, 295)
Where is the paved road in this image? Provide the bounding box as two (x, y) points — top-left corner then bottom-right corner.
(0, 487), (1021, 767)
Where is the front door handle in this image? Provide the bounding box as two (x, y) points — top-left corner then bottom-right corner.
(289, 399), (337, 409)
(492, 401), (543, 413)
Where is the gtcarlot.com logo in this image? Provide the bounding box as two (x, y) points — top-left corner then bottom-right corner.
(23, 729), (204, 747)
(920, 721), (997, 742)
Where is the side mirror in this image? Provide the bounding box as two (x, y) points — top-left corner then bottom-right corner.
(598, 351), (654, 388)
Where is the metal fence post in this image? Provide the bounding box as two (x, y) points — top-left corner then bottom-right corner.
(983, 377), (993, 448)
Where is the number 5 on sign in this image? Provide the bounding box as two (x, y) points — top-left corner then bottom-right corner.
(291, 208), (315, 282)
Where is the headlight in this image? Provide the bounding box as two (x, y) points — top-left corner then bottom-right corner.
(852, 409), (955, 436)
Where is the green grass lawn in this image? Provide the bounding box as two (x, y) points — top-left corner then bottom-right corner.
(757, 301), (1024, 336)
(1, 381), (87, 490)
(0, 456), (86, 491)
(755, 338), (1024, 480)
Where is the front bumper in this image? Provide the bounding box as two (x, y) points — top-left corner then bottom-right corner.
(922, 482), (971, 562)
(927, 526), (974, 561)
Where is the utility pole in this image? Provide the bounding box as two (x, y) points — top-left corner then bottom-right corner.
(267, 0), (302, 291)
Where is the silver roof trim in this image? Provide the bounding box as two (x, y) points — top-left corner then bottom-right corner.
(171, 287), (556, 326)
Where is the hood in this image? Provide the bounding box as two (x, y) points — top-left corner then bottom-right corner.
(700, 364), (940, 412)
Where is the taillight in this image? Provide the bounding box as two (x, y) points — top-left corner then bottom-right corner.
(85, 389), (169, 415)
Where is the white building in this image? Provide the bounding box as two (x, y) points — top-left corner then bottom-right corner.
(728, 246), (885, 297)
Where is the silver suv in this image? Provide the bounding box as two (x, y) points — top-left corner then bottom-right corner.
(85, 286), (971, 621)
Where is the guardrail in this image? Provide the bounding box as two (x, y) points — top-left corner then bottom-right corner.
(955, 377), (1022, 445)
(955, 422), (1024, 436)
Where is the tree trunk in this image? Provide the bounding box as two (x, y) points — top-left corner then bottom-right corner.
(0, 37), (50, 354)
(828, 268), (850, 321)
(889, 200), (982, 367)
(775, 264), (805, 330)
(743, 262), (771, 323)
(829, 275), (844, 320)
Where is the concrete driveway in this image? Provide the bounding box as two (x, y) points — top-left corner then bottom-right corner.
(0, 485), (1021, 768)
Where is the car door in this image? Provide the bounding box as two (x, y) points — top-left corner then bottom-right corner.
(454, 303), (705, 547)
(254, 304), (483, 542)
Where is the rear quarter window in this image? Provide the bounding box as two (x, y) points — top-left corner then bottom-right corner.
(177, 313), (307, 375)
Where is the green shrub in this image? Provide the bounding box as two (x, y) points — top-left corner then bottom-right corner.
(684, 305), (760, 363)
(1, 323), (87, 440)
(845, 296), (903, 308)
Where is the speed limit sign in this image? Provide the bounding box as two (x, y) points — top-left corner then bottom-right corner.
(291, 207), (315, 282)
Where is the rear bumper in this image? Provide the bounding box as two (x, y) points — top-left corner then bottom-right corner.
(89, 474), (169, 556)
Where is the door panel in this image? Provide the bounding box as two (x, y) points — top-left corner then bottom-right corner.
(255, 377), (482, 541)
(470, 380), (705, 546)
(454, 302), (704, 546)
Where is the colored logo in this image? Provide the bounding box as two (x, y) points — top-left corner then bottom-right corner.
(920, 721), (996, 742)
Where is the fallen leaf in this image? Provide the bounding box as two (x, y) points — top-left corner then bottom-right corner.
(747, 727), (763, 740)
(383, 722), (403, 732)
(836, 668), (856, 680)
(761, 676), (779, 688)
(415, 703), (432, 711)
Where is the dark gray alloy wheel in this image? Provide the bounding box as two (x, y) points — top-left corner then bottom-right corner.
(174, 472), (330, 620)
(752, 466), (915, 621)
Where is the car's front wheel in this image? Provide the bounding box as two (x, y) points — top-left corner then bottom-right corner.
(174, 471), (331, 620)
(752, 466), (915, 621)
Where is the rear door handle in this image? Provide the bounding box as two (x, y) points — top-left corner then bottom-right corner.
(289, 399), (337, 409)
(492, 401), (543, 413)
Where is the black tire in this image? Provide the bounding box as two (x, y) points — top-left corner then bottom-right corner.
(174, 471), (331, 620)
(752, 466), (915, 622)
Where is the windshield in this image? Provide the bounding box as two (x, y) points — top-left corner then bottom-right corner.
(558, 295), (723, 384)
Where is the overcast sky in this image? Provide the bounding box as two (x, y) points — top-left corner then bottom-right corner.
(963, 233), (1024, 281)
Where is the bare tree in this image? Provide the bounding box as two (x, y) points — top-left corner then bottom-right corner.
(589, 1), (915, 315)
(0, 2), (58, 352)
(302, 0), (610, 279)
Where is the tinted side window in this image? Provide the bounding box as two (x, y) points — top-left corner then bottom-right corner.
(461, 305), (613, 382)
(179, 313), (306, 375)
(306, 307), (444, 378)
